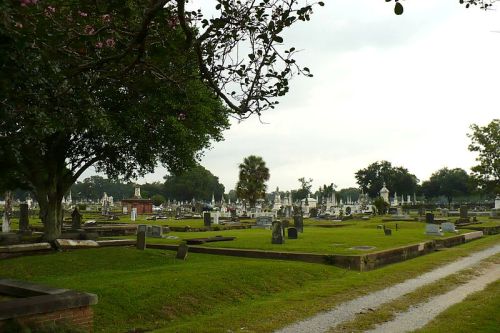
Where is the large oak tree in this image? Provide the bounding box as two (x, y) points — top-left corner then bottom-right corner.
(1, 0), (319, 240)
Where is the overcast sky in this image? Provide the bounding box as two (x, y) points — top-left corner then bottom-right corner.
(84, 0), (500, 193)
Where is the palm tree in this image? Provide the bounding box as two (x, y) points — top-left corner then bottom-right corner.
(236, 155), (270, 208)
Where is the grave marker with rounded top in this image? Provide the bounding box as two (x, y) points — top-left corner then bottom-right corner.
(176, 242), (188, 260)
(271, 221), (284, 244)
(71, 207), (82, 230)
(287, 227), (298, 239)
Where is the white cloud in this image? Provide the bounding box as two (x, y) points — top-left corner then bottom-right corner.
(82, 1), (500, 193)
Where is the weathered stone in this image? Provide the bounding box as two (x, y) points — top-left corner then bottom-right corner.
(136, 231), (146, 250)
(425, 224), (443, 236)
(18, 203), (30, 232)
(203, 211), (211, 228)
(441, 222), (457, 233)
(176, 242), (188, 260)
(293, 214), (303, 233)
(54, 239), (99, 250)
(287, 227), (298, 239)
(71, 207), (82, 230)
(271, 221), (284, 244)
(384, 228), (392, 236)
(425, 213), (434, 224)
(464, 231), (483, 241)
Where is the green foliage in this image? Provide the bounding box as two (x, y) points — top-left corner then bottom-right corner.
(373, 197), (389, 215)
(151, 194), (166, 206)
(163, 164), (225, 201)
(421, 168), (472, 204)
(236, 155), (270, 207)
(355, 161), (419, 198)
(294, 177), (314, 201)
(467, 119), (500, 194)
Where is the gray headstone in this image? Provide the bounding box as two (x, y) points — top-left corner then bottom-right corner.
(287, 227), (298, 239)
(203, 211), (211, 227)
(137, 224), (147, 234)
(19, 203), (29, 232)
(136, 231), (146, 250)
(460, 205), (468, 219)
(71, 207), (82, 230)
(441, 222), (457, 233)
(425, 224), (443, 236)
(425, 213), (434, 224)
(176, 242), (188, 260)
(256, 216), (272, 226)
(384, 228), (392, 236)
(293, 215), (303, 233)
(151, 225), (162, 238)
(271, 221), (284, 244)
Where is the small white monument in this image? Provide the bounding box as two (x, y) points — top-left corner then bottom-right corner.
(131, 207), (137, 221)
(380, 182), (389, 203)
(495, 194), (500, 210)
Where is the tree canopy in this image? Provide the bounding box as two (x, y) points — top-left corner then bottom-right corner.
(0, 0), (318, 240)
(163, 164), (225, 202)
(467, 119), (500, 194)
(355, 161), (419, 198)
(421, 168), (472, 204)
(236, 155), (270, 208)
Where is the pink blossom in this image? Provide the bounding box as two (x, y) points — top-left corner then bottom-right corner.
(84, 25), (95, 35)
(78, 11), (88, 17)
(44, 6), (56, 16)
(101, 14), (111, 23)
(19, 0), (37, 7)
(15, 22), (23, 28)
(95, 41), (103, 49)
(105, 38), (115, 48)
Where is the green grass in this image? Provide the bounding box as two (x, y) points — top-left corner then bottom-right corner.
(1, 235), (498, 332)
(414, 279), (500, 333)
(138, 219), (473, 255)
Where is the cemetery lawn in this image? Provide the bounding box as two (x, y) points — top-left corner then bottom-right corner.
(140, 220), (475, 255)
(1, 235), (498, 333)
(414, 279), (500, 333)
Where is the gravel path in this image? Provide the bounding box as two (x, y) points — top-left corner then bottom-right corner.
(274, 245), (500, 333)
(366, 263), (500, 333)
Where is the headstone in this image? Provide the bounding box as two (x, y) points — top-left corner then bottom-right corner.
(459, 205), (468, 221)
(425, 213), (434, 224)
(213, 211), (220, 225)
(131, 208), (137, 221)
(151, 225), (163, 238)
(495, 195), (500, 210)
(441, 208), (449, 217)
(203, 211), (211, 227)
(377, 224), (384, 229)
(71, 207), (82, 230)
(122, 206), (128, 214)
(137, 224), (147, 235)
(176, 242), (188, 260)
(441, 222), (457, 233)
(384, 228), (392, 236)
(271, 221), (284, 244)
(18, 203), (30, 232)
(136, 231), (146, 250)
(293, 215), (303, 233)
(418, 206), (425, 217)
(281, 219), (290, 228)
(287, 227), (298, 239)
(425, 224), (443, 236)
(396, 207), (403, 216)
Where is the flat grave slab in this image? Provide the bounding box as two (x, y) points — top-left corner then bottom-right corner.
(185, 236), (236, 245)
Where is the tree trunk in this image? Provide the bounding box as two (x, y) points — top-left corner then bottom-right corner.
(36, 190), (64, 242)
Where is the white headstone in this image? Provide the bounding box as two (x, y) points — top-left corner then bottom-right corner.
(441, 222), (457, 233)
(495, 195), (500, 210)
(2, 214), (10, 233)
(131, 207), (137, 221)
(122, 205), (128, 214)
(425, 224), (443, 236)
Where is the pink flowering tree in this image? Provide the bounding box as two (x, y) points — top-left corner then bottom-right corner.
(0, 0), (321, 241)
